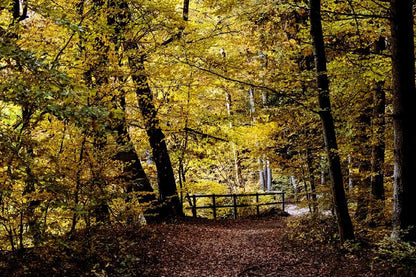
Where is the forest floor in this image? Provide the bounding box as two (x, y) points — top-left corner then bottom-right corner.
(1, 208), (393, 277)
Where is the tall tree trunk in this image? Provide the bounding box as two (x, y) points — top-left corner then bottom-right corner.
(299, 152), (311, 212)
(347, 156), (354, 192)
(105, 0), (168, 218)
(119, 0), (189, 218)
(309, 0), (354, 242)
(370, 81), (386, 224)
(114, 117), (153, 195)
(69, 136), (86, 234)
(354, 111), (372, 221)
(390, 0), (416, 241)
(225, 90), (244, 189)
(306, 148), (318, 212)
(259, 158), (266, 191)
(112, 95), (157, 219)
(24, 164), (42, 246)
(250, 88), (267, 191)
(92, 136), (110, 224)
(129, 55), (182, 217)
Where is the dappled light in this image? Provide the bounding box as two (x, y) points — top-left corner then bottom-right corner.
(1, 0), (416, 275)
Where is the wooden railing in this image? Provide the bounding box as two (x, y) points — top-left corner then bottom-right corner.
(185, 191), (285, 219)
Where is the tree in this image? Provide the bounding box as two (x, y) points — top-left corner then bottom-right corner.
(370, 80), (386, 224)
(0, 0), (76, 247)
(130, 57), (183, 216)
(390, 0), (416, 241)
(309, 0), (354, 242)
(3, 0), (414, 252)
(121, 0), (187, 217)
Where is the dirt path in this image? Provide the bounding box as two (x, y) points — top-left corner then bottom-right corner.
(285, 203), (311, 216)
(138, 217), (373, 277)
(1, 213), (379, 276)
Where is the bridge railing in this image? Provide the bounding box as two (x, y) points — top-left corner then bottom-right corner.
(185, 191), (285, 219)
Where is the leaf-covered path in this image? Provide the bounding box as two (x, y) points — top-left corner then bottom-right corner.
(138, 217), (374, 277)
(1, 214), (383, 276)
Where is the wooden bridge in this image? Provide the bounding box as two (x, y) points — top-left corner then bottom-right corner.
(185, 191), (285, 219)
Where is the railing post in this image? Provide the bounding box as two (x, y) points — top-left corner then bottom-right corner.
(233, 194), (237, 219)
(212, 194), (216, 219)
(282, 192), (285, 212)
(256, 193), (259, 216)
(192, 195), (197, 218)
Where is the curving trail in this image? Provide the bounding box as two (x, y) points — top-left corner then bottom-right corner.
(139, 217), (373, 277)
(0, 213), (379, 276)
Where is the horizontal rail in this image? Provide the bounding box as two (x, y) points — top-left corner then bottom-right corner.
(186, 201), (283, 209)
(185, 192), (285, 219)
(191, 192), (284, 198)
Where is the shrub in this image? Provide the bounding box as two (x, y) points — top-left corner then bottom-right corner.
(373, 235), (416, 275)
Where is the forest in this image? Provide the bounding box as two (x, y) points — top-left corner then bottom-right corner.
(1, 0), (416, 276)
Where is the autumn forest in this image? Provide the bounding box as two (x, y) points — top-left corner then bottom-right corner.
(1, 0), (416, 275)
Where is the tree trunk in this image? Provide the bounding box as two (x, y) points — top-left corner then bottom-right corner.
(24, 165), (42, 246)
(129, 55), (182, 217)
(290, 176), (298, 201)
(266, 160), (272, 191)
(114, 96), (154, 193)
(112, 96), (157, 220)
(259, 158), (266, 191)
(105, 0), (182, 218)
(306, 149), (318, 212)
(347, 156), (354, 192)
(354, 111), (372, 221)
(69, 136), (86, 234)
(390, 0), (416, 241)
(309, 0), (354, 242)
(225, 88), (244, 189)
(92, 136), (110, 224)
(183, 0), (190, 21)
(370, 81), (386, 224)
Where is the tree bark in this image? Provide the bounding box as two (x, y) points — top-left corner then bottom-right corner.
(390, 0), (416, 241)
(92, 136), (110, 224)
(309, 0), (354, 242)
(129, 55), (182, 217)
(105, 0), (179, 218)
(112, 95), (157, 219)
(183, 0), (190, 21)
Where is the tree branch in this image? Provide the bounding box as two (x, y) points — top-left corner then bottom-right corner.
(177, 59), (320, 114)
(184, 127), (228, 142)
(160, 0), (190, 46)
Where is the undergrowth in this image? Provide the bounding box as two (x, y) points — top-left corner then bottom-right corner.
(284, 212), (416, 276)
